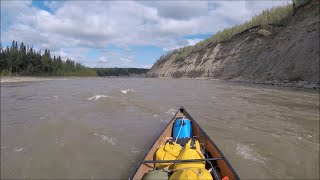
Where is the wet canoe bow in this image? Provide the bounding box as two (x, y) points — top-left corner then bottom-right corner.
(129, 106), (240, 180)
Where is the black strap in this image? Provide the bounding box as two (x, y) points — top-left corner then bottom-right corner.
(190, 138), (196, 149)
(179, 120), (186, 126)
(167, 139), (174, 145)
(143, 157), (223, 164)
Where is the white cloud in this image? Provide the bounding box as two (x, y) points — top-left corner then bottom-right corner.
(98, 57), (108, 64)
(163, 38), (204, 51)
(187, 38), (203, 46)
(120, 58), (133, 63)
(1, 0), (292, 67)
(142, 1), (209, 20)
(141, 64), (152, 68)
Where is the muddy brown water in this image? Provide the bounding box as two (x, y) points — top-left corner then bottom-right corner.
(1, 78), (319, 179)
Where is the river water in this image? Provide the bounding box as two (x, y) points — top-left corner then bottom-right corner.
(1, 78), (319, 179)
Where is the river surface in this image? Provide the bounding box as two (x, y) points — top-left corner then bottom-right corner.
(1, 78), (319, 179)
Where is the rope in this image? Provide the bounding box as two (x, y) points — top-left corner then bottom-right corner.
(190, 168), (203, 179)
(175, 124), (183, 143)
(174, 117), (185, 143)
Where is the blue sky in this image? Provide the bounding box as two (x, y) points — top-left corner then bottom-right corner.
(1, 0), (291, 68)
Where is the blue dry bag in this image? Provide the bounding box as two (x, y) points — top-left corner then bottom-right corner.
(173, 118), (192, 139)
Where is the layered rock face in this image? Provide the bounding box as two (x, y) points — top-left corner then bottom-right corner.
(148, 1), (319, 88)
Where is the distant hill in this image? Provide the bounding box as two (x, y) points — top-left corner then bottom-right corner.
(93, 68), (149, 77)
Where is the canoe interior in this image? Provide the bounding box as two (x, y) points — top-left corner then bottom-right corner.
(130, 107), (239, 180)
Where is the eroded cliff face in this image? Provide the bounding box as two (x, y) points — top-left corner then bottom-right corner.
(148, 1), (319, 88)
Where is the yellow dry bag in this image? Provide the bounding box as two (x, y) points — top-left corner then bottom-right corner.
(173, 139), (205, 169)
(169, 168), (213, 180)
(155, 141), (182, 168)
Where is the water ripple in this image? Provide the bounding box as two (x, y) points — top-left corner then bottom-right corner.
(236, 144), (268, 164)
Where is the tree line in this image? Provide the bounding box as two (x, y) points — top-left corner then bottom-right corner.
(0, 40), (96, 76)
(0, 40), (149, 77)
(94, 68), (149, 77)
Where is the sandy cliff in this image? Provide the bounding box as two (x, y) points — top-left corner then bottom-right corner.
(148, 1), (319, 89)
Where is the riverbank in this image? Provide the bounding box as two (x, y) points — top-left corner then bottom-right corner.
(147, 0), (319, 88)
(0, 76), (73, 83)
(230, 79), (320, 90)
(157, 77), (320, 90)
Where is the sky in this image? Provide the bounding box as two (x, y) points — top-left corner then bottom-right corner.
(1, 0), (291, 68)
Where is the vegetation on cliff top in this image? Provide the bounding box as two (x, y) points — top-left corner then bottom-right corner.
(153, 0), (311, 66)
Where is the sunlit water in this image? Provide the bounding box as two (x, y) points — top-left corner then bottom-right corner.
(1, 78), (319, 179)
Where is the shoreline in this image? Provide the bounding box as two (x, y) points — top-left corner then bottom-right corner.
(1, 76), (319, 91)
(229, 79), (320, 90)
(0, 76), (75, 83)
(154, 76), (320, 90)
(215, 79), (319, 90)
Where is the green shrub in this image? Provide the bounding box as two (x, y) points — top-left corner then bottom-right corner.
(1, 70), (13, 76)
(294, 0), (312, 8)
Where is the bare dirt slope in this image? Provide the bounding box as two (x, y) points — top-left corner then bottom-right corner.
(147, 1), (319, 89)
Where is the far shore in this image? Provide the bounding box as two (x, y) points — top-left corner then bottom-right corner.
(0, 76), (145, 83)
(0, 76), (76, 83)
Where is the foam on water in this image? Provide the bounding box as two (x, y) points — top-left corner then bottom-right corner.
(165, 108), (176, 115)
(14, 147), (24, 152)
(236, 144), (267, 164)
(160, 118), (169, 123)
(94, 132), (117, 146)
(120, 89), (135, 94)
(88, 95), (112, 101)
(131, 146), (140, 154)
